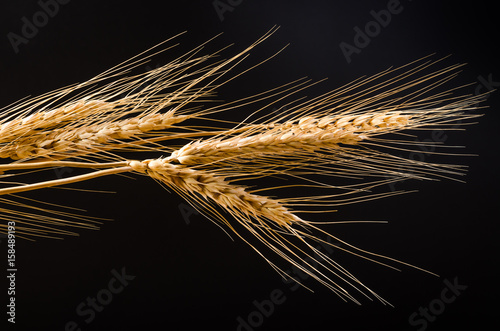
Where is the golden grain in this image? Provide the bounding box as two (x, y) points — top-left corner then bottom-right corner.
(0, 30), (483, 302)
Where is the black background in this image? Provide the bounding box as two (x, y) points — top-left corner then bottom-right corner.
(0, 0), (498, 330)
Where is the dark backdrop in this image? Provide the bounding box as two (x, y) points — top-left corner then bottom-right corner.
(0, 1), (498, 330)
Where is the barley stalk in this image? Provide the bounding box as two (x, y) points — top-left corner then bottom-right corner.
(0, 165), (131, 195)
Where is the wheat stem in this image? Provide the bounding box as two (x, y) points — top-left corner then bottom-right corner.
(0, 161), (129, 173)
(0, 166), (131, 196)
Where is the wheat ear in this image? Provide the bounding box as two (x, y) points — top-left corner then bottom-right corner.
(0, 28), (284, 161)
(128, 157), (371, 302)
(0, 156), (403, 302)
(0, 109), (191, 160)
(0, 100), (112, 144)
(129, 158), (300, 226)
(126, 157), (435, 303)
(167, 111), (410, 165)
(0, 29), (485, 303)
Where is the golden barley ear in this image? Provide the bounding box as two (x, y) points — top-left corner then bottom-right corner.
(0, 29), (485, 303)
(0, 27), (288, 237)
(0, 27), (282, 162)
(125, 57), (484, 303)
